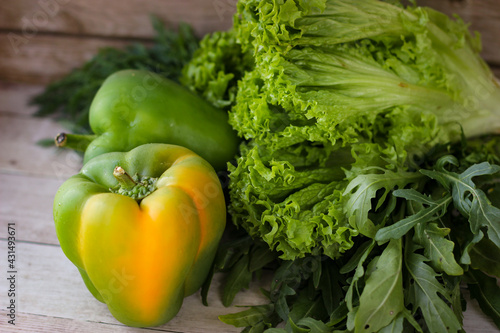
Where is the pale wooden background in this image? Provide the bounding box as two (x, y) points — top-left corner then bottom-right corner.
(0, 1), (499, 332)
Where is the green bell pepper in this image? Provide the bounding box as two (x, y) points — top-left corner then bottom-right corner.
(55, 69), (239, 170)
(53, 143), (226, 327)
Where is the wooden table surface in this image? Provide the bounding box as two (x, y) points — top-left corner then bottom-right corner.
(0, 1), (499, 332)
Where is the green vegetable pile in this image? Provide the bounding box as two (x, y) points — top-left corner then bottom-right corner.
(34, 0), (500, 332)
(185, 0), (500, 260)
(182, 0), (500, 331)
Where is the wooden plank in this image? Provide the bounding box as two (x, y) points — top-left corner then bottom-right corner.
(0, 240), (269, 332)
(412, 0), (500, 65)
(0, 311), (156, 333)
(1, 4), (499, 85)
(0, 33), (131, 84)
(0, 0), (499, 65)
(0, 173), (62, 245)
(0, 81), (43, 115)
(0, 0), (235, 39)
(0, 113), (82, 178)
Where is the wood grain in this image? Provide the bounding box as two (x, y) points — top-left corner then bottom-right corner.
(0, 237), (497, 332)
(0, 2), (499, 85)
(0, 112), (81, 178)
(0, 81), (43, 115)
(0, 0), (235, 39)
(0, 80), (272, 332)
(0, 0), (499, 329)
(0, 173), (62, 245)
(0, 33), (131, 84)
(0, 82), (499, 332)
(0, 311), (156, 333)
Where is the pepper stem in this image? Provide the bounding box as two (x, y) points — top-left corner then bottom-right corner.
(110, 167), (158, 201)
(113, 166), (137, 190)
(55, 133), (97, 152)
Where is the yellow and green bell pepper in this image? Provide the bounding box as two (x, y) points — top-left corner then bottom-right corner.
(53, 143), (226, 327)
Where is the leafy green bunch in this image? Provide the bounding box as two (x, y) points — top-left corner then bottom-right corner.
(220, 0), (500, 260)
(181, 0), (500, 331)
(210, 139), (500, 332)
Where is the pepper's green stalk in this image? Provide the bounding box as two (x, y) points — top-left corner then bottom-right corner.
(113, 166), (137, 190)
(111, 166), (158, 200)
(55, 133), (96, 152)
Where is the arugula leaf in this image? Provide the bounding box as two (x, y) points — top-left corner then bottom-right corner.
(286, 291), (327, 332)
(340, 240), (374, 275)
(413, 223), (463, 276)
(222, 254), (252, 307)
(329, 301), (349, 327)
(319, 261), (341, 314)
(294, 317), (331, 333)
(469, 190), (500, 246)
(218, 304), (274, 328)
(345, 241), (376, 312)
(400, 308), (424, 333)
(214, 234), (254, 272)
(405, 244), (462, 333)
(459, 230), (485, 266)
(469, 238), (500, 278)
(377, 313), (404, 333)
(275, 285), (296, 321)
(421, 157), (500, 247)
(375, 189), (452, 242)
(249, 245), (279, 273)
(443, 275), (465, 327)
(355, 239), (404, 333)
(344, 170), (423, 238)
(467, 269), (500, 329)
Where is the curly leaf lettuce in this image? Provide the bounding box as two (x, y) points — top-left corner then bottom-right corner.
(181, 0), (500, 262)
(219, 0), (500, 259)
(228, 143), (358, 259)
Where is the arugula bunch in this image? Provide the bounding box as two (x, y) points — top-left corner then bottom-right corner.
(211, 140), (500, 332)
